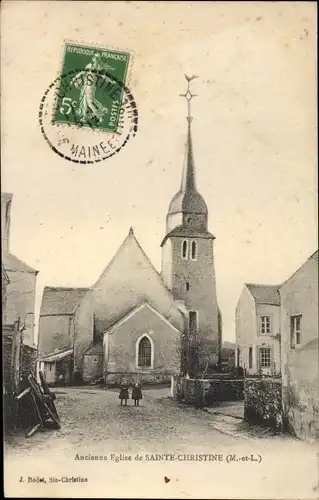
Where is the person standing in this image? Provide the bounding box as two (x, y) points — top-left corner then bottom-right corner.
(119, 380), (129, 406)
(132, 382), (143, 407)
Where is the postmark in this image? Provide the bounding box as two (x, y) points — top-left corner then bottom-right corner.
(39, 43), (138, 163)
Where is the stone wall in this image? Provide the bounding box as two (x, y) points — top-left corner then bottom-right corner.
(244, 377), (283, 431)
(172, 376), (244, 408)
(105, 371), (172, 387)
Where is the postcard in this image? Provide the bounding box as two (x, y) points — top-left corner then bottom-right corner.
(2, 1), (318, 498)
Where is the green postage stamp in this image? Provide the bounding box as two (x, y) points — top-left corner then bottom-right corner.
(53, 43), (130, 133)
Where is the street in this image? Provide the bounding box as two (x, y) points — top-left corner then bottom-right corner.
(5, 387), (319, 499)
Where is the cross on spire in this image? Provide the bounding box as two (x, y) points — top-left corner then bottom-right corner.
(179, 74), (198, 122)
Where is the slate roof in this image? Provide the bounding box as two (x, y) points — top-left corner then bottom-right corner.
(83, 343), (103, 355)
(246, 283), (281, 306)
(161, 225), (215, 246)
(39, 347), (73, 362)
(40, 286), (89, 316)
(2, 252), (37, 274)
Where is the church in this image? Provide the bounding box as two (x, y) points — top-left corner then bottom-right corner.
(38, 79), (222, 385)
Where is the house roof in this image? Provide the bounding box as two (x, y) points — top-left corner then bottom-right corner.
(161, 225), (215, 246)
(2, 252), (38, 274)
(246, 283), (281, 306)
(280, 249), (318, 290)
(39, 347), (73, 362)
(83, 343), (103, 355)
(40, 286), (89, 316)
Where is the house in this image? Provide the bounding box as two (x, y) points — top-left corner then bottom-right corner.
(37, 287), (89, 384)
(280, 250), (319, 441)
(235, 283), (281, 375)
(37, 91), (222, 385)
(1, 192), (38, 347)
(1, 192), (38, 395)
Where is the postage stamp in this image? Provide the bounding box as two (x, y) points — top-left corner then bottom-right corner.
(39, 42), (138, 164)
(53, 43), (130, 133)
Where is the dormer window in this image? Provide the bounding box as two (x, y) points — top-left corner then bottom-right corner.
(182, 240), (188, 259)
(191, 241), (197, 260)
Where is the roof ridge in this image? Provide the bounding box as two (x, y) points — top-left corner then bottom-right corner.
(246, 283), (281, 288)
(43, 286), (90, 291)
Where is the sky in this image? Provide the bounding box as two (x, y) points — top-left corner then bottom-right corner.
(2, 1), (317, 342)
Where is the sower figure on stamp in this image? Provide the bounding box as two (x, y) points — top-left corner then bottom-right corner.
(70, 53), (115, 125)
(119, 380), (129, 406)
(132, 382), (143, 407)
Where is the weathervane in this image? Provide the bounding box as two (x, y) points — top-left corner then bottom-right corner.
(179, 74), (198, 123)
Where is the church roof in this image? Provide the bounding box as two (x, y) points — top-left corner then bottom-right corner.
(168, 120), (208, 216)
(2, 251), (38, 274)
(161, 225), (215, 246)
(83, 342), (103, 355)
(92, 227), (185, 333)
(40, 286), (89, 316)
(246, 283), (281, 306)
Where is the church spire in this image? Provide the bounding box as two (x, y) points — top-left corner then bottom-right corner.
(179, 75), (198, 193)
(165, 75), (208, 233)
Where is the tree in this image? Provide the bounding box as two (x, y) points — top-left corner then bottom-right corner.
(178, 330), (218, 379)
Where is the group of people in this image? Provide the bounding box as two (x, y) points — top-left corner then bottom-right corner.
(119, 381), (143, 406)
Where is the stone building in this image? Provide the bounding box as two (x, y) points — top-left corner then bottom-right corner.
(37, 86), (222, 385)
(1, 192), (38, 347)
(235, 284), (281, 375)
(280, 250), (319, 441)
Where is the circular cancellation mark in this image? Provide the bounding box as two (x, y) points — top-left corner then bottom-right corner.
(39, 68), (138, 164)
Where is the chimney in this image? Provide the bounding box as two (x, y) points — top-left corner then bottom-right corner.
(1, 193), (13, 253)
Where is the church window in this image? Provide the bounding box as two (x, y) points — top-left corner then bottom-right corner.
(185, 281), (190, 291)
(191, 241), (197, 260)
(189, 311), (198, 334)
(137, 335), (153, 368)
(182, 240), (188, 259)
(187, 217), (191, 224)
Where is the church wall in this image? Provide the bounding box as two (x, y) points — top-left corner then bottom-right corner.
(83, 354), (103, 382)
(73, 290), (94, 376)
(38, 314), (72, 357)
(105, 305), (181, 384)
(168, 236), (220, 364)
(92, 235), (184, 336)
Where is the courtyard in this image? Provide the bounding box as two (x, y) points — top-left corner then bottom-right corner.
(5, 386), (319, 499)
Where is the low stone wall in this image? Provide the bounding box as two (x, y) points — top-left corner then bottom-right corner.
(105, 371), (173, 387)
(172, 376), (244, 408)
(244, 377), (283, 431)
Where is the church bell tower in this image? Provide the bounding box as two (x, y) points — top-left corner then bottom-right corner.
(161, 76), (221, 366)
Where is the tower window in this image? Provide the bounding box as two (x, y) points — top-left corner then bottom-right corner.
(185, 281), (190, 291)
(189, 311), (198, 334)
(187, 217), (191, 224)
(191, 241), (197, 260)
(182, 240), (188, 259)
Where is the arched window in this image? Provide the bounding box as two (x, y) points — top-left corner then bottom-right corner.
(191, 241), (197, 260)
(137, 335), (153, 368)
(182, 240), (188, 259)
